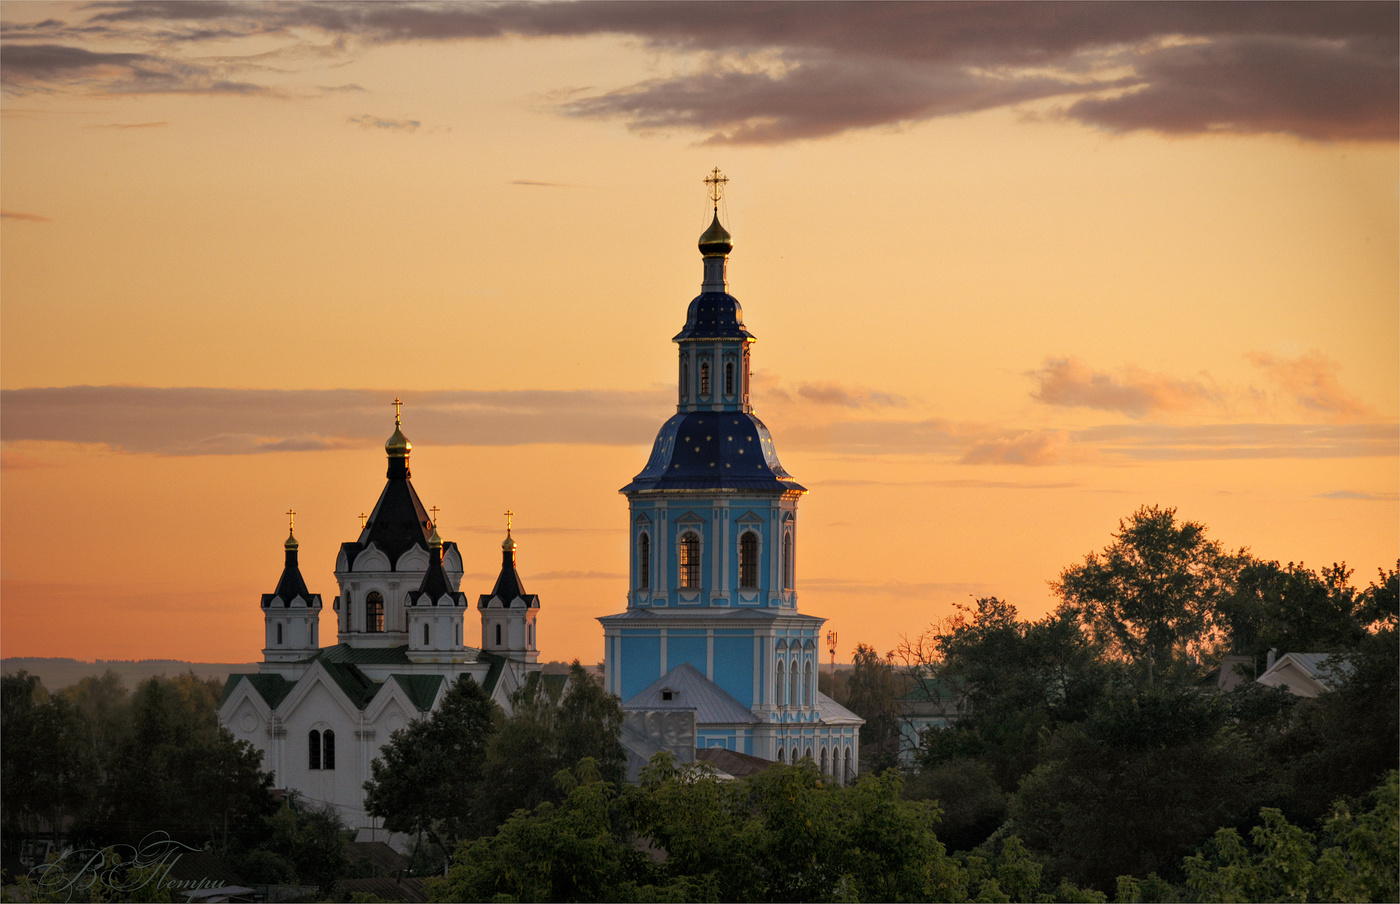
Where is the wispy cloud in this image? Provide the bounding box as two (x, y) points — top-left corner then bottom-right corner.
(509, 180), (568, 187)
(0, 386), (670, 455)
(4, 3), (1392, 143)
(1248, 350), (1371, 422)
(0, 209), (50, 222)
(802, 577), (990, 598)
(0, 42), (268, 96)
(347, 114), (420, 131)
(1030, 357), (1219, 418)
(85, 120), (168, 129)
(532, 570), (626, 581)
(961, 430), (1070, 466)
(1314, 490), (1399, 502)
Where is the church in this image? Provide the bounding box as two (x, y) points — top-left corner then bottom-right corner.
(217, 411), (543, 826)
(218, 172), (860, 827)
(603, 172), (862, 781)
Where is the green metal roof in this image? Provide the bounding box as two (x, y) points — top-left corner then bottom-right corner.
(391, 674), (444, 712)
(311, 644), (416, 665)
(477, 650), (506, 696)
(220, 673), (295, 709)
(321, 661), (381, 709)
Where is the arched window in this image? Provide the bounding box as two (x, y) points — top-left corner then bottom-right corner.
(528, 622), (534, 648)
(739, 532), (758, 588)
(821, 747), (829, 775)
(845, 747), (853, 782)
(805, 661), (814, 705)
(680, 359), (689, 400)
(495, 623), (502, 646)
(679, 531), (701, 589)
(456, 623), (461, 647)
(699, 360), (711, 396)
(308, 730), (321, 770)
(791, 657), (801, 707)
(776, 745), (784, 764)
(806, 746), (813, 762)
(782, 533), (794, 590)
(366, 592), (384, 633)
(776, 660), (786, 706)
(638, 533), (651, 590)
(724, 361), (735, 396)
(423, 624), (430, 646)
(322, 730), (335, 770)
(276, 623), (283, 645)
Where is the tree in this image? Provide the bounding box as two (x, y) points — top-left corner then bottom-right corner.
(363, 674), (500, 860)
(91, 674), (274, 853)
(59, 670), (132, 783)
(479, 662), (626, 829)
(248, 795), (350, 896)
(1219, 558), (1369, 661)
(1054, 506), (1238, 687)
(845, 644), (900, 772)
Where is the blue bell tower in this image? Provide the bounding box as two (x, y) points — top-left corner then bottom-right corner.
(601, 171), (861, 774)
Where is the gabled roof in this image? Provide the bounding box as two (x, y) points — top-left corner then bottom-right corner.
(322, 662), (380, 709)
(623, 663), (759, 725)
(696, 746), (777, 778)
(391, 674), (444, 712)
(1257, 652), (1348, 698)
(815, 691), (863, 726)
(477, 650), (507, 696)
(220, 673), (295, 709)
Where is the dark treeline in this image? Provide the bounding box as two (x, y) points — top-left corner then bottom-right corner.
(3, 505), (1396, 902)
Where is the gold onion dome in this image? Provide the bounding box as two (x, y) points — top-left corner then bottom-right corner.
(285, 528), (299, 551)
(698, 210), (732, 256)
(386, 423), (411, 458)
(502, 530), (518, 552)
(427, 522), (443, 550)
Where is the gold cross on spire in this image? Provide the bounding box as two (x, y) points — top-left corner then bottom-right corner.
(392, 397), (403, 426)
(359, 512), (368, 529)
(704, 167), (728, 210)
(286, 508), (296, 531)
(504, 509), (514, 532)
(429, 505), (440, 525)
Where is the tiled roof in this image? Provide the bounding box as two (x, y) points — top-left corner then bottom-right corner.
(220, 673), (295, 709)
(391, 674), (443, 712)
(623, 663), (759, 725)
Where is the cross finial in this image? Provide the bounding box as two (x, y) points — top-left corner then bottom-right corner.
(359, 512), (367, 529)
(286, 508), (296, 531)
(429, 505), (440, 525)
(392, 397), (403, 426)
(504, 509), (514, 532)
(704, 167), (728, 210)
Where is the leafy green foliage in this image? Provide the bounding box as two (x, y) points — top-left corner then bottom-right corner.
(1054, 505), (1237, 687)
(479, 663), (627, 830)
(363, 674), (500, 857)
(246, 796), (350, 896)
(844, 644), (901, 772)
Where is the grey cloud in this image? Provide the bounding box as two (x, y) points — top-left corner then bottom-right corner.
(1314, 490), (1399, 502)
(510, 180), (568, 187)
(10, 2), (1392, 142)
(1, 209), (51, 222)
(347, 113), (421, 131)
(1078, 422), (1398, 462)
(961, 430), (1069, 466)
(532, 571), (626, 581)
(794, 382), (906, 409)
(0, 386), (670, 455)
(86, 120), (168, 128)
(815, 477), (1078, 490)
(0, 42), (267, 95)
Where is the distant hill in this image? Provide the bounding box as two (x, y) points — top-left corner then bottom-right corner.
(1, 657), (258, 691)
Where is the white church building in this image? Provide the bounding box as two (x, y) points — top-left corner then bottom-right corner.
(218, 415), (542, 827)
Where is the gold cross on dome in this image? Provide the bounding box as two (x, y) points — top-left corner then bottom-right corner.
(504, 509), (514, 531)
(286, 508), (296, 531)
(429, 505), (440, 525)
(704, 167), (728, 208)
(392, 397), (403, 426)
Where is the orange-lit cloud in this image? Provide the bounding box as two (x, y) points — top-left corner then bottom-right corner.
(0, 209), (50, 222)
(6, 3), (1394, 143)
(1315, 490), (1399, 501)
(961, 430), (1070, 466)
(1248, 350), (1372, 422)
(1031, 357), (1219, 417)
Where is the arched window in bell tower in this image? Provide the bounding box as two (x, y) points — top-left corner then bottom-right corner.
(638, 533), (651, 590)
(782, 533), (794, 590)
(365, 592), (384, 633)
(739, 532), (758, 588)
(679, 532), (701, 588)
(680, 358), (689, 401)
(699, 360), (711, 397)
(724, 361), (735, 396)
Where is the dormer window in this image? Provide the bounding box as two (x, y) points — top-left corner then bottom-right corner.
(661, 688), (676, 702)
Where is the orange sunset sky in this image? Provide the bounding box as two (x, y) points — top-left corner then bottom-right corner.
(2, 2), (1397, 665)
